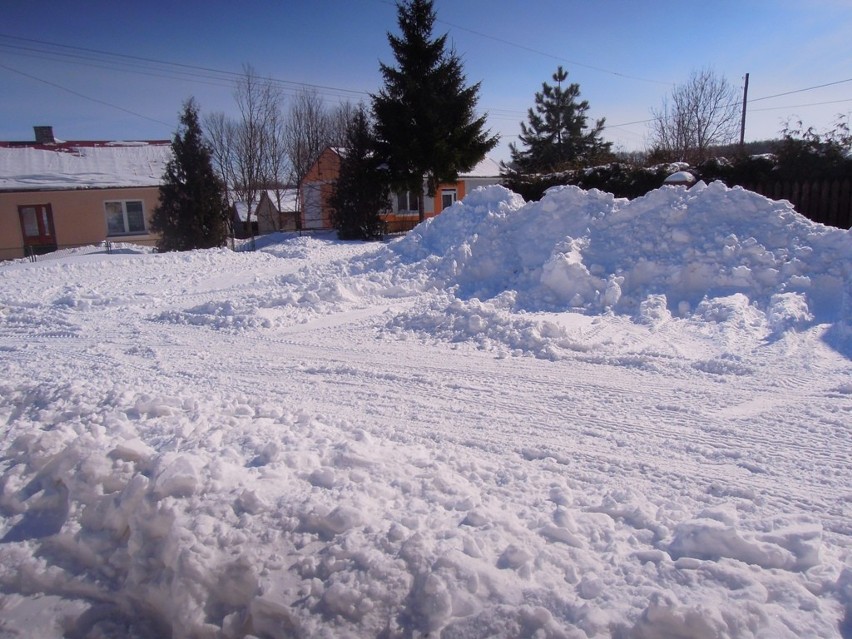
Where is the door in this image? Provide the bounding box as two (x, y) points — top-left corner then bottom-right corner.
(18, 204), (57, 256)
(303, 184), (324, 230)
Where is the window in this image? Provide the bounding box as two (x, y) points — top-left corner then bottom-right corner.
(105, 200), (146, 235)
(20, 207), (41, 238)
(397, 191), (419, 216)
(441, 189), (457, 210)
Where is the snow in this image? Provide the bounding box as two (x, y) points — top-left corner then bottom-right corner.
(0, 181), (850, 638)
(461, 156), (502, 178)
(0, 142), (172, 190)
(663, 171), (696, 185)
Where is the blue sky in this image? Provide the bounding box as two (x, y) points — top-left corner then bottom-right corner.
(3, 0), (851, 163)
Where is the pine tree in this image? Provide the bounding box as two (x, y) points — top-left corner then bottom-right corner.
(508, 66), (611, 174)
(330, 106), (389, 240)
(151, 98), (230, 252)
(372, 0), (498, 221)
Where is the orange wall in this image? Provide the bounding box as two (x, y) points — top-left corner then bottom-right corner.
(300, 148), (341, 229)
(0, 186), (161, 260)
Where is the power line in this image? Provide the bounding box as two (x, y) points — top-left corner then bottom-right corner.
(373, 0), (671, 85)
(748, 78), (852, 103)
(0, 62), (175, 129)
(607, 84), (852, 129)
(751, 97), (852, 112)
(4, 31), (850, 142)
(434, 19), (672, 86)
(0, 33), (371, 100)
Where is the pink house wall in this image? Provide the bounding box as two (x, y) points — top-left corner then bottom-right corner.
(0, 186), (161, 260)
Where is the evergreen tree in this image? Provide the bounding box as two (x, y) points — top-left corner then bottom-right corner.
(508, 66), (611, 174)
(373, 0), (498, 221)
(151, 99), (230, 252)
(330, 106), (390, 240)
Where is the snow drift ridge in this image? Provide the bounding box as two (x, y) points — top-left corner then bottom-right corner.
(390, 181), (851, 328)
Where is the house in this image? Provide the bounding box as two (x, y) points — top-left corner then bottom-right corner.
(299, 147), (503, 232)
(300, 147), (343, 230)
(232, 188), (300, 238)
(0, 126), (171, 260)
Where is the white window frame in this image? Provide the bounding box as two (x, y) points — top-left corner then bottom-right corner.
(105, 200), (146, 236)
(397, 191), (420, 216)
(441, 188), (457, 210)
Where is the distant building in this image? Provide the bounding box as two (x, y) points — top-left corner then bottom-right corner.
(0, 126), (171, 260)
(232, 189), (300, 238)
(299, 147), (503, 233)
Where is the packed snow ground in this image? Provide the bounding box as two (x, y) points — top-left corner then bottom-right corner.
(0, 182), (850, 638)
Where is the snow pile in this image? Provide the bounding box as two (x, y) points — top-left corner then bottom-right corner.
(0, 184), (850, 638)
(391, 181), (849, 321)
(380, 182), (850, 359)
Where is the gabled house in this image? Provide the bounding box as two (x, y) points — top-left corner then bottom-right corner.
(300, 147), (343, 231)
(0, 126), (171, 260)
(232, 188), (301, 238)
(299, 147), (502, 233)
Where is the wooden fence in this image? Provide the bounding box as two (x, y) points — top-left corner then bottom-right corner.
(743, 178), (852, 229)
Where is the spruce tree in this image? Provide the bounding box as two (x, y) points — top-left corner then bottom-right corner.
(508, 66), (611, 174)
(373, 0), (498, 222)
(330, 106), (389, 240)
(151, 98), (230, 252)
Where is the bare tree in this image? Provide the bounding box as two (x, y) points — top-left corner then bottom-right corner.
(328, 101), (357, 149)
(285, 89), (333, 186)
(650, 68), (740, 164)
(204, 111), (237, 224)
(232, 65), (283, 243)
(285, 89), (335, 230)
(264, 101), (291, 232)
(204, 65), (285, 244)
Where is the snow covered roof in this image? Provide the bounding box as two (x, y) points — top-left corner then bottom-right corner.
(233, 189), (299, 221)
(461, 156), (501, 178)
(0, 140), (172, 191)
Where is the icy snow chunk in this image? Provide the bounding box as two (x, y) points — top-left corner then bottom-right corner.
(578, 573), (604, 599)
(108, 438), (155, 464)
(538, 524), (583, 547)
(540, 238), (602, 306)
(152, 455), (199, 498)
(234, 489), (266, 515)
(322, 581), (371, 621)
(668, 517), (821, 571)
(636, 294), (672, 325)
(767, 292), (813, 333)
(631, 592), (730, 639)
(460, 510), (489, 527)
(498, 544), (534, 570)
(300, 505), (362, 539)
(307, 467), (336, 489)
(412, 573), (453, 633)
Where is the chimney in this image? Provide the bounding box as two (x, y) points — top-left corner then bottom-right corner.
(34, 126), (55, 144)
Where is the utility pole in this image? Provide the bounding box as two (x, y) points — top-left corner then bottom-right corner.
(739, 73), (750, 151)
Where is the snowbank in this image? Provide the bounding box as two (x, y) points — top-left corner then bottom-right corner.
(391, 181), (850, 322)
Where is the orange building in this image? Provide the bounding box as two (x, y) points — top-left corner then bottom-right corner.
(300, 147), (502, 232)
